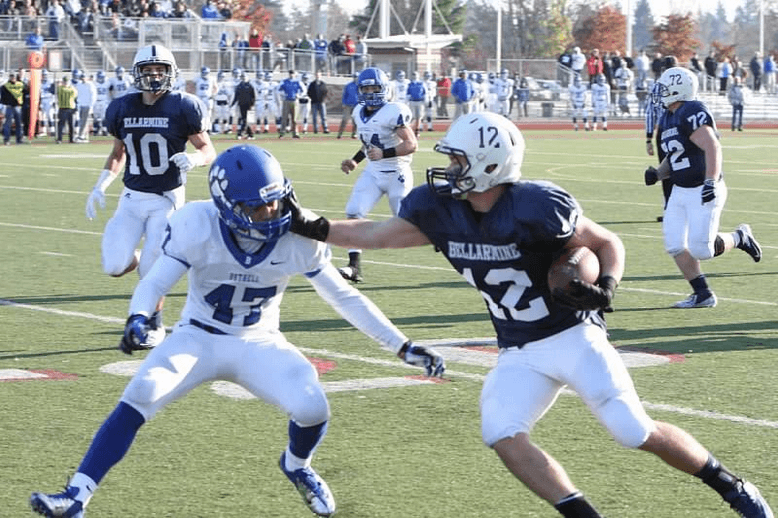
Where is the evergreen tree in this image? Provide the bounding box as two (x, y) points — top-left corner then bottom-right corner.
(632, 0), (653, 51)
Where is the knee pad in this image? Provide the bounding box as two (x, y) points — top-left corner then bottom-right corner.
(595, 393), (655, 449)
(689, 242), (714, 261)
(713, 235), (725, 257)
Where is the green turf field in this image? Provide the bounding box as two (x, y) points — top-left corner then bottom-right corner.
(1, 128), (776, 517)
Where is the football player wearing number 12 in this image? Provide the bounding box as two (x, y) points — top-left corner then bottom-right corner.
(290, 112), (773, 518)
(84, 44), (216, 347)
(337, 66), (418, 283)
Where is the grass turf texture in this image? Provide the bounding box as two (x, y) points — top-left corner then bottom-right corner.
(1, 128), (777, 517)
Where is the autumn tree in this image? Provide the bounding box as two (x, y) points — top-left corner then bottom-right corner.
(573, 4), (626, 54)
(651, 13), (700, 63)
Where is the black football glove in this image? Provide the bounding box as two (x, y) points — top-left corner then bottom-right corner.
(398, 341), (445, 377)
(119, 314), (151, 355)
(286, 188), (331, 242)
(644, 166), (659, 186)
(552, 275), (617, 313)
(701, 178), (716, 204)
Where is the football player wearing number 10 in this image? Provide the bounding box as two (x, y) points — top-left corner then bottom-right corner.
(337, 66), (417, 283)
(84, 44), (216, 347)
(30, 145), (445, 518)
(290, 112), (773, 518)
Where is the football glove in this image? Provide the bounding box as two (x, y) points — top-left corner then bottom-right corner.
(644, 166), (659, 186)
(85, 188), (106, 220)
(552, 275), (617, 313)
(170, 152), (205, 174)
(701, 178), (716, 204)
(398, 341), (445, 377)
(119, 314), (151, 355)
(286, 188), (331, 242)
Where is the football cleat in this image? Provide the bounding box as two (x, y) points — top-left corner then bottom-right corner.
(736, 224), (762, 263)
(725, 480), (774, 518)
(279, 452), (336, 517)
(337, 266), (362, 283)
(30, 487), (84, 517)
(673, 292), (717, 309)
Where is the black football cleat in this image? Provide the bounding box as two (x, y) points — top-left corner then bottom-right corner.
(736, 224), (762, 263)
(337, 266), (363, 283)
(725, 480), (774, 518)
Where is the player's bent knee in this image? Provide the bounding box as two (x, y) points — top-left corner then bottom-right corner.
(688, 243), (714, 260)
(666, 247), (685, 258)
(597, 395), (655, 449)
(287, 388), (330, 427)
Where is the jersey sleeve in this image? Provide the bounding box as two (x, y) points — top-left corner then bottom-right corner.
(161, 202), (214, 268)
(105, 97), (122, 138)
(519, 181), (581, 253)
(393, 102), (412, 128)
(180, 92), (209, 135)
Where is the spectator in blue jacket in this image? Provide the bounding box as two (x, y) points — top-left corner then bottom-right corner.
(278, 69), (303, 138)
(201, 0), (218, 18)
(451, 69), (474, 120)
(337, 72), (359, 139)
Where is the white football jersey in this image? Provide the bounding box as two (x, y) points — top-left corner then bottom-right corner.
(569, 83), (588, 107)
(591, 83), (610, 108)
(424, 79), (437, 104)
(195, 76), (216, 102)
(108, 76), (132, 98)
(392, 79), (410, 104)
(214, 80), (231, 104)
(351, 102), (414, 170)
(494, 77), (513, 101)
(162, 201), (331, 338)
(94, 79), (111, 104)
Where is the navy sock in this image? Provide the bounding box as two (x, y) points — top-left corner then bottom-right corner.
(689, 275), (711, 297)
(78, 402), (145, 483)
(554, 492), (603, 517)
(695, 454), (740, 500)
(288, 420), (327, 459)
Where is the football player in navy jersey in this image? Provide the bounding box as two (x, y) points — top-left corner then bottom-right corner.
(84, 44), (216, 347)
(337, 67), (417, 282)
(648, 67), (761, 308)
(290, 112), (774, 518)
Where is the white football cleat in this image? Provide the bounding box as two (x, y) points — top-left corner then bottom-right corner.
(279, 452), (336, 517)
(673, 292), (717, 309)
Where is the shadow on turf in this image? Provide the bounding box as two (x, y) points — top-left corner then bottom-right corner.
(623, 271), (778, 283)
(0, 345), (121, 360)
(609, 320), (778, 353)
(5, 293), (187, 304)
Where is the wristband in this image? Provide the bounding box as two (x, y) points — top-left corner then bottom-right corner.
(382, 147), (397, 159)
(597, 275), (618, 294)
(352, 150), (366, 164)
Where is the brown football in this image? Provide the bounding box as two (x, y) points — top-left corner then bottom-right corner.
(547, 246), (600, 292)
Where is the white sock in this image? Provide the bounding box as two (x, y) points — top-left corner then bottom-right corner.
(69, 472), (97, 506)
(284, 448), (311, 471)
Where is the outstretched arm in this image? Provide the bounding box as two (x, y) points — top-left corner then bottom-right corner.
(328, 217), (431, 249)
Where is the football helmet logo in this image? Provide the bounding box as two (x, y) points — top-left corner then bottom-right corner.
(208, 145), (293, 243)
(357, 67), (389, 108)
(426, 112), (525, 197)
(655, 66), (698, 108)
(132, 44), (178, 93)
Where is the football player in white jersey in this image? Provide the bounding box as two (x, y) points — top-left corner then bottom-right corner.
(590, 73), (610, 131)
(391, 69), (410, 106)
(254, 71), (280, 133)
(30, 145), (444, 518)
(227, 67), (241, 132)
(108, 66), (132, 99)
(298, 72), (311, 134)
(39, 69), (57, 136)
(82, 44), (216, 348)
(568, 74), (590, 131)
(195, 66), (217, 124)
(472, 72), (486, 112)
(492, 69), (514, 117)
(213, 70), (232, 134)
(422, 70), (436, 131)
(92, 70), (111, 136)
(338, 67), (418, 282)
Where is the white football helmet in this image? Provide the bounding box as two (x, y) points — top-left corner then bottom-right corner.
(426, 112), (525, 197)
(656, 66), (698, 108)
(132, 44), (178, 93)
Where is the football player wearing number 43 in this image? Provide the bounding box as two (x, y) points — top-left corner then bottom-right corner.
(290, 111), (774, 518)
(84, 44), (216, 348)
(338, 66), (418, 283)
(30, 145), (445, 518)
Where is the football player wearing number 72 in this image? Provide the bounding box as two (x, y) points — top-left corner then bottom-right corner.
(83, 44), (216, 347)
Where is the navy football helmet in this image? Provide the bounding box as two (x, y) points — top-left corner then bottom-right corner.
(357, 67), (389, 108)
(427, 112), (525, 197)
(132, 44), (178, 92)
(208, 146), (293, 243)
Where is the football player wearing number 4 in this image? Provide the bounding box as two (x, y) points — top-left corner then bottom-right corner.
(290, 112), (774, 518)
(30, 145), (444, 518)
(84, 44), (216, 347)
(645, 67), (762, 309)
(338, 67), (417, 282)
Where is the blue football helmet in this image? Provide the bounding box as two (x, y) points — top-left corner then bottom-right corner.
(217, 70), (225, 81)
(96, 70), (106, 82)
(115, 66), (125, 78)
(357, 67), (389, 108)
(208, 146), (293, 243)
(132, 44), (178, 92)
(264, 71), (272, 81)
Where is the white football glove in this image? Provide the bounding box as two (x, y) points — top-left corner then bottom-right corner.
(85, 188), (106, 220)
(170, 152), (205, 174)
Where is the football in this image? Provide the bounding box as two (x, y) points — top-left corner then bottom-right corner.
(547, 246), (600, 293)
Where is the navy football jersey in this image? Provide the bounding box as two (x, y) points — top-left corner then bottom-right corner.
(399, 181), (605, 349)
(106, 91), (209, 193)
(658, 100), (718, 188)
